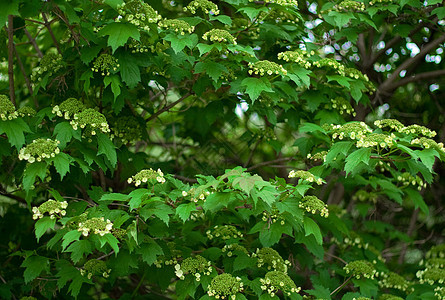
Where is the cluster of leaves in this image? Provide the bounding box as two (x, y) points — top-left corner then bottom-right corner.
(0, 0), (445, 299)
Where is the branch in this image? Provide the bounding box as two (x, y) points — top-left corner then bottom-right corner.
(391, 69), (445, 90)
(246, 157), (294, 172)
(146, 92), (193, 122)
(41, 12), (61, 53)
(7, 15), (16, 107)
(13, 44), (38, 106)
(24, 28), (43, 58)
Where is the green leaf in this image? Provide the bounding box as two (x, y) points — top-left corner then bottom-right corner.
(128, 189), (149, 210)
(65, 240), (93, 263)
(21, 255), (49, 283)
(0, 1), (19, 30)
(304, 216), (322, 245)
(62, 230), (82, 251)
(98, 233), (120, 254)
(241, 77), (273, 102)
(299, 122), (327, 134)
(35, 216), (56, 242)
(104, 0), (124, 9)
(203, 192), (234, 213)
(23, 162), (47, 192)
(56, 260), (90, 297)
(195, 61), (228, 82)
(99, 22), (140, 53)
(176, 202), (196, 222)
(100, 193), (130, 201)
(325, 141), (354, 164)
(209, 15), (232, 25)
(0, 118), (31, 149)
(137, 239), (163, 265)
(344, 148), (371, 176)
(233, 253), (256, 271)
(327, 75), (351, 88)
(96, 132), (117, 168)
(80, 45), (102, 64)
(115, 51), (144, 88)
(327, 11), (354, 27)
(415, 148), (439, 172)
(405, 188), (429, 215)
(53, 122), (81, 148)
(104, 75), (122, 99)
(237, 7), (268, 20)
(50, 152), (73, 179)
(164, 33), (198, 53)
(432, 7), (445, 19)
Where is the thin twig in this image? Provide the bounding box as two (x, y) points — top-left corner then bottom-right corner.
(330, 275), (352, 296)
(13, 44), (38, 106)
(246, 157), (294, 172)
(42, 12), (61, 54)
(146, 92), (193, 122)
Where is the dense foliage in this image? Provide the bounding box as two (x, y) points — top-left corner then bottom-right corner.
(0, 0), (445, 299)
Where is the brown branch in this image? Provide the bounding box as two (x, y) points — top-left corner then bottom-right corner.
(7, 15), (16, 107)
(243, 138), (261, 168)
(42, 12), (61, 53)
(246, 157), (294, 172)
(24, 28), (43, 58)
(390, 69), (445, 90)
(13, 44), (38, 107)
(146, 92), (193, 122)
(378, 32), (445, 94)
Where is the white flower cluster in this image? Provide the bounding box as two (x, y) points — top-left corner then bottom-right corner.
(356, 133), (395, 148)
(259, 271), (301, 297)
(299, 195), (329, 217)
(411, 137), (445, 154)
(202, 29), (237, 44)
(329, 122), (373, 140)
(207, 273), (243, 299)
(184, 0), (220, 15)
(221, 244), (249, 257)
(32, 199), (68, 220)
(288, 170), (324, 185)
(183, 187), (211, 203)
(127, 168), (166, 186)
(80, 259), (111, 279)
(18, 138), (61, 163)
(78, 217), (113, 237)
(401, 124), (436, 138)
(278, 50), (312, 69)
(248, 60), (287, 76)
(117, 0), (161, 31)
(249, 0), (298, 6)
(52, 98), (85, 120)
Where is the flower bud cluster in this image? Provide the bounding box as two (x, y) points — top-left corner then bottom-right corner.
(278, 50), (312, 68)
(307, 151), (328, 162)
(427, 244), (445, 259)
(31, 53), (63, 83)
(175, 255), (212, 280)
(334, 0), (365, 12)
(330, 97), (356, 116)
(203, 29), (237, 44)
(344, 260), (376, 280)
(262, 205), (285, 225)
(78, 217), (113, 237)
(288, 170), (324, 185)
(342, 232), (369, 249)
(128, 35), (150, 53)
(248, 60), (287, 76)
(32, 199), (68, 220)
(353, 190), (378, 203)
(17, 106), (36, 117)
(207, 273), (243, 299)
(252, 247), (290, 272)
(327, 122), (373, 140)
(52, 98), (85, 119)
(379, 272), (411, 291)
(396, 172), (427, 190)
(159, 19), (194, 35)
(182, 187), (210, 203)
(260, 271), (301, 297)
(378, 294), (404, 300)
(434, 286), (445, 300)
(369, 0), (395, 5)
(252, 0), (298, 6)
(222, 243), (249, 257)
(422, 258), (445, 269)
(155, 242), (183, 268)
(184, 0), (220, 15)
(374, 119), (404, 131)
(111, 116), (142, 144)
(411, 137), (445, 155)
(117, 1), (161, 31)
(80, 259), (111, 279)
(401, 124), (436, 137)
(0, 95), (18, 121)
(416, 267), (445, 285)
(19, 138), (61, 163)
(206, 225), (243, 241)
(69, 108), (110, 135)
(128, 168), (166, 186)
(299, 196), (329, 217)
(92, 54), (119, 76)
(356, 133), (395, 148)
(352, 297), (371, 300)
(313, 58), (345, 76)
